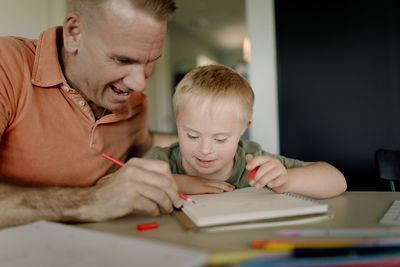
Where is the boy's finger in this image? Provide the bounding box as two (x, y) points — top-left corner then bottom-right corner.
(246, 155), (275, 170)
(254, 169), (281, 188)
(245, 154), (254, 164)
(218, 183), (235, 192)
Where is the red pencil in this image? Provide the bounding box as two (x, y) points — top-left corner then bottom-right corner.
(137, 221), (159, 231)
(101, 152), (195, 204)
(102, 152), (125, 167)
(178, 192), (196, 204)
(247, 166), (260, 180)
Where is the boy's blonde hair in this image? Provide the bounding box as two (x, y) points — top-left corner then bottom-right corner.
(173, 64), (254, 124)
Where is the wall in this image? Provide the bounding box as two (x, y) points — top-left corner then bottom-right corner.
(146, 33), (175, 133)
(246, 0), (279, 154)
(168, 22), (220, 76)
(275, 0), (400, 191)
(0, 0), (67, 38)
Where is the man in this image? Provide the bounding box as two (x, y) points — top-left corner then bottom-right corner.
(0, 0), (182, 228)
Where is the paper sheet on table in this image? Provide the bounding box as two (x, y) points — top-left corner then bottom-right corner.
(0, 220), (208, 267)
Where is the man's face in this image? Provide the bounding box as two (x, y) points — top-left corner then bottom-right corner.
(177, 98), (248, 180)
(69, 1), (167, 111)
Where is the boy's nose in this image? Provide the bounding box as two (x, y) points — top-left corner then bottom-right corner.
(199, 139), (213, 155)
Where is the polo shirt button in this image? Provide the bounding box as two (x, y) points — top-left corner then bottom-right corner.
(62, 85), (69, 92)
(79, 100), (85, 107)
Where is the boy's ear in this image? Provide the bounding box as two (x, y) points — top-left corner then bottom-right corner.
(240, 120), (253, 136)
(63, 12), (82, 54)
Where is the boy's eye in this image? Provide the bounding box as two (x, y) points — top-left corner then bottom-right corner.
(215, 137), (227, 143)
(187, 133), (199, 139)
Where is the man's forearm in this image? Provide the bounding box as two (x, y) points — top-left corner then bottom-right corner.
(0, 155), (184, 229)
(0, 181), (94, 229)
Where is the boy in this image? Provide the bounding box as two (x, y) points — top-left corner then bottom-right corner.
(147, 65), (347, 199)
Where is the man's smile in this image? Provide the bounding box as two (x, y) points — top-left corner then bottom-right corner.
(110, 84), (130, 96)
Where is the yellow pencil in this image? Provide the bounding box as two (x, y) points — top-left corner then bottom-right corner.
(263, 241), (360, 252)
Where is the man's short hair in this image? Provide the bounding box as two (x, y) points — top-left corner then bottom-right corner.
(68, 0), (176, 20)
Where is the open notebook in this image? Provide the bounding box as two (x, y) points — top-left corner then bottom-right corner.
(174, 187), (332, 232)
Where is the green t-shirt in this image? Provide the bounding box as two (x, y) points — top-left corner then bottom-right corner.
(146, 140), (304, 188)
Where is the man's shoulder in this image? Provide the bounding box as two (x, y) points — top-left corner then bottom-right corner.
(0, 36), (37, 94)
(0, 36), (36, 58)
(0, 36), (36, 76)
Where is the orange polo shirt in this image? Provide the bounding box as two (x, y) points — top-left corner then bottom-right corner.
(0, 27), (149, 186)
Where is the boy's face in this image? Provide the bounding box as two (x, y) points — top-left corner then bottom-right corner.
(177, 98), (248, 180)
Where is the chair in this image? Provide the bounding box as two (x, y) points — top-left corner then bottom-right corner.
(375, 149), (400, 192)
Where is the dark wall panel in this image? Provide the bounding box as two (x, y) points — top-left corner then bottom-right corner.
(275, 0), (400, 191)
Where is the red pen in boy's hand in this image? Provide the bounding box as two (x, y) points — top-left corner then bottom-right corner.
(247, 166), (260, 180)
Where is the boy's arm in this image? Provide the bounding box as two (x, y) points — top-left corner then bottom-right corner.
(283, 161), (347, 199)
(173, 174), (235, 194)
(246, 154), (346, 199)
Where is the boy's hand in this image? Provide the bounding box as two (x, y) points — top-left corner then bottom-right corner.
(172, 174), (235, 195)
(246, 154), (290, 193)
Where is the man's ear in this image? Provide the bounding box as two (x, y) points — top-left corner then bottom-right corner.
(63, 12), (82, 54)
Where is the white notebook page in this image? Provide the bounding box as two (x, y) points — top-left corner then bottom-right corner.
(182, 187), (328, 227)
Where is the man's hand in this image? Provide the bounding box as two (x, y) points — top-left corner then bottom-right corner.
(173, 174), (235, 195)
(89, 157), (183, 221)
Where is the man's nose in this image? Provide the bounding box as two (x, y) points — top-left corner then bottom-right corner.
(123, 65), (147, 92)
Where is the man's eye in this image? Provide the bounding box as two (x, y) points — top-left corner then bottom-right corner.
(113, 57), (134, 65)
(118, 59), (132, 64)
(187, 134), (199, 139)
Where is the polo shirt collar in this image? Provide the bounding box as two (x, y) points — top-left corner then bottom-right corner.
(31, 26), (64, 87)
